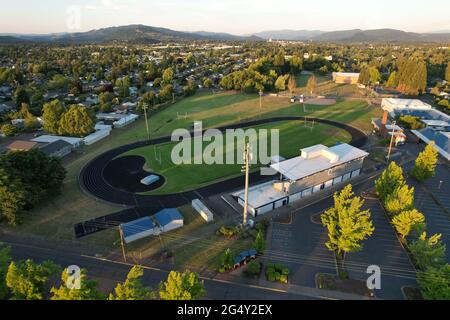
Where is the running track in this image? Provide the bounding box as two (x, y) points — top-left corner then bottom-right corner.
(75, 117), (367, 238)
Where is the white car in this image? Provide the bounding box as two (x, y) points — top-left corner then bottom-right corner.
(140, 175), (160, 186)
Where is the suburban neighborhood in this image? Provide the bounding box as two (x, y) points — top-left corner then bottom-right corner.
(0, 0), (449, 311)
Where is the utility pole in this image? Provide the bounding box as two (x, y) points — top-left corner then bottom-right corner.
(387, 121), (397, 162)
(119, 227), (127, 263)
(142, 103), (150, 141)
(241, 143), (252, 228)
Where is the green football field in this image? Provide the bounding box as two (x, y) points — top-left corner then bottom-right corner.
(123, 120), (352, 194)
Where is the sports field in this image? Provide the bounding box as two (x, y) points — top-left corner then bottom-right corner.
(4, 90), (381, 243)
(123, 121), (352, 194)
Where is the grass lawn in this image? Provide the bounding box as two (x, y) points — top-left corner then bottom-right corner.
(0, 90), (381, 244)
(295, 73), (331, 88)
(124, 121), (351, 194)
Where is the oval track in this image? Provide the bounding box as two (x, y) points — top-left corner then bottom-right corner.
(79, 117), (367, 208)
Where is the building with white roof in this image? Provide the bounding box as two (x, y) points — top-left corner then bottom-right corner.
(382, 98), (432, 112)
(235, 143), (369, 217)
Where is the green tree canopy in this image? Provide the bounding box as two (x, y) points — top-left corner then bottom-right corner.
(274, 75), (287, 91)
(108, 266), (154, 300)
(306, 75), (317, 95)
(0, 243), (12, 299)
(162, 67), (174, 84)
(392, 209), (426, 239)
(321, 185), (374, 259)
(409, 232), (447, 271)
(58, 104), (94, 137)
(384, 184), (415, 216)
(0, 150), (66, 225)
(375, 162), (406, 203)
(418, 264), (450, 300)
(42, 100), (65, 134)
(159, 270), (206, 300)
(412, 142), (439, 182)
(51, 268), (105, 300)
(6, 259), (60, 300)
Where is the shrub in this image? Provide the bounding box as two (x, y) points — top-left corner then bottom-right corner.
(243, 261), (262, 278)
(218, 226), (239, 238)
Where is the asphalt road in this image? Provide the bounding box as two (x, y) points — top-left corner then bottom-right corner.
(3, 238), (315, 300)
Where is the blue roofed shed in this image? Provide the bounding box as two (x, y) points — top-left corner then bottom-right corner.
(120, 217), (158, 244)
(154, 208), (184, 233)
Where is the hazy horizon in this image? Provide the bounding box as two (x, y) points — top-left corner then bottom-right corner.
(1, 0), (449, 35)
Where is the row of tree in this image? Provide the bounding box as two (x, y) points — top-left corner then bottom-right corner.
(376, 145), (448, 299)
(0, 150), (66, 225)
(42, 101), (95, 137)
(0, 244), (205, 300)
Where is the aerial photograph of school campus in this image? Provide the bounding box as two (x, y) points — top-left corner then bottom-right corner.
(0, 0), (449, 306)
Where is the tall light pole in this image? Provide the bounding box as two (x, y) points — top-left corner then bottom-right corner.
(142, 103), (150, 141)
(119, 227), (127, 263)
(242, 143), (253, 228)
(387, 121), (396, 162)
(300, 94), (306, 113)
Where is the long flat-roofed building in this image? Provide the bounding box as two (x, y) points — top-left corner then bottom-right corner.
(382, 98), (432, 112)
(332, 72), (360, 84)
(235, 143), (369, 217)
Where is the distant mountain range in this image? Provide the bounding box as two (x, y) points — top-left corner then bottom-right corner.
(1, 25), (449, 44)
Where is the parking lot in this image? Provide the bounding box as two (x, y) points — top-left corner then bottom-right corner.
(413, 164), (450, 263)
(266, 189), (417, 299)
(346, 199), (417, 299)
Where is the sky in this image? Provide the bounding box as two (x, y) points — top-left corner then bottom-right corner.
(1, 0), (449, 35)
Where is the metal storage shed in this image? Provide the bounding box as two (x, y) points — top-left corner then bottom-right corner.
(154, 209), (184, 233)
(119, 217), (158, 244)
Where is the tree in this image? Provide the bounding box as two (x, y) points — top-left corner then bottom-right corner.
(274, 75), (287, 92)
(375, 162), (406, 203)
(254, 230), (266, 253)
(0, 243), (12, 299)
(384, 184), (415, 216)
(409, 232), (446, 271)
(13, 86), (30, 108)
(1, 124), (17, 137)
(162, 67), (174, 84)
(306, 75), (317, 95)
(42, 100), (65, 134)
(6, 259), (60, 300)
(159, 270), (206, 300)
(287, 75), (297, 93)
(203, 78), (213, 89)
(183, 80), (197, 97)
(51, 268), (105, 300)
(358, 66), (370, 85)
(108, 266), (154, 300)
(386, 71), (398, 88)
(58, 105), (94, 137)
(159, 84), (174, 102)
(392, 209), (426, 239)
(219, 249), (234, 272)
(0, 150), (66, 225)
(289, 55), (303, 73)
(115, 76), (130, 98)
(412, 142), (439, 182)
(321, 185), (374, 261)
(418, 264), (450, 300)
(19, 103), (39, 130)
